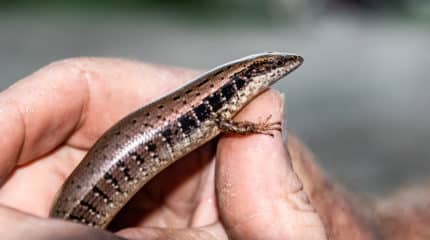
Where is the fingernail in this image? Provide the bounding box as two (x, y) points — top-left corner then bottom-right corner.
(276, 91), (287, 142)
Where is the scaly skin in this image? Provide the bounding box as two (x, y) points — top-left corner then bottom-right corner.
(49, 53), (304, 228)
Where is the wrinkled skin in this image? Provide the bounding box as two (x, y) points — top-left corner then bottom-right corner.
(0, 58), (428, 240)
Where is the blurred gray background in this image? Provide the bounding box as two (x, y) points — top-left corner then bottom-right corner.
(1, 0), (429, 195)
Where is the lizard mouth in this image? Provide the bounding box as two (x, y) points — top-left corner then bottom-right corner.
(284, 54), (304, 73)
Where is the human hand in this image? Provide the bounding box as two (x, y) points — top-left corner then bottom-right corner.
(0, 58), (377, 239)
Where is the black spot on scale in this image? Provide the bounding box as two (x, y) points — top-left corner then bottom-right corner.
(103, 173), (120, 191)
(69, 212), (98, 225)
(67, 214), (86, 222)
(93, 186), (111, 201)
(243, 69), (254, 78)
(116, 161), (133, 182)
(221, 82), (236, 101)
(194, 103), (211, 122)
(146, 141), (157, 152)
(161, 128), (173, 144)
(178, 113), (198, 134)
(129, 152), (144, 165)
(212, 69), (223, 76)
(79, 200), (101, 214)
(54, 209), (65, 215)
(277, 59), (286, 66)
(204, 91), (224, 112)
(173, 95), (180, 101)
(233, 76), (246, 90)
(197, 79), (209, 87)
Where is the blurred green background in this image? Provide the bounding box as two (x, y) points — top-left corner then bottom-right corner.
(1, 0), (429, 195)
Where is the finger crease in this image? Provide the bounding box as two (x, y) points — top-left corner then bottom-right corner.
(66, 62), (91, 135)
(10, 100), (27, 165)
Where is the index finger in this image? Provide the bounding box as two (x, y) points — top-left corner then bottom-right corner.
(0, 58), (198, 182)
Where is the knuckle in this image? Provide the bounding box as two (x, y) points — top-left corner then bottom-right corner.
(37, 57), (102, 84)
(44, 57), (93, 73)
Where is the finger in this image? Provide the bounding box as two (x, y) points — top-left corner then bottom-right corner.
(374, 182), (430, 239)
(116, 222), (228, 240)
(216, 90), (327, 239)
(0, 58), (198, 181)
(0, 205), (124, 240)
(287, 132), (379, 240)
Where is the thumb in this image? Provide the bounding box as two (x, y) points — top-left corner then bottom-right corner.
(216, 90), (326, 239)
